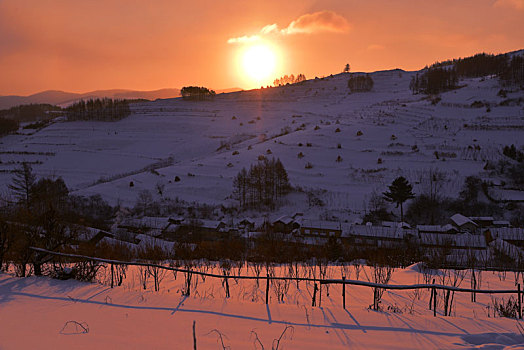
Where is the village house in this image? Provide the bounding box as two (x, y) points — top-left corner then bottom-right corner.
(300, 220), (342, 237)
(483, 227), (524, 247)
(450, 214), (479, 233)
(416, 224), (459, 235)
(271, 215), (299, 234)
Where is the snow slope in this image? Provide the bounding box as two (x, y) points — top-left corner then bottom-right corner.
(2, 264), (524, 349)
(0, 70), (523, 219)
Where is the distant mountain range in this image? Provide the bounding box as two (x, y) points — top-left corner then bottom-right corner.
(0, 87), (242, 109)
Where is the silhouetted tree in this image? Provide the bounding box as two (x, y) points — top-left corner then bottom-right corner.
(348, 74), (374, 92)
(0, 117), (19, 136)
(65, 98), (130, 121)
(0, 104), (62, 122)
(344, 63), (350, 73)
(32, 177), (69, 213)
(273, 74), (306, 86)
(180, 86), (216, 100)
(233, 158), (290, 209)
(383, 176), (415, 222)
(9, 163), (36, 209)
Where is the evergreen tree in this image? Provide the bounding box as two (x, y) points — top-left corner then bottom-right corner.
(383, 176), (415, 222)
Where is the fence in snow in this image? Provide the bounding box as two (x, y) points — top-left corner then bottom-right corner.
(30, 247), (524, 318)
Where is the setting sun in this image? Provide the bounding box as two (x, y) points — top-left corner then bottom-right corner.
(241, 44), (277, 86)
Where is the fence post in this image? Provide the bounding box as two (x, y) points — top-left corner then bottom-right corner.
(429, 278), (435, 310)
(111, 263), (114, 289)
(193, 320), (197, 350)
(519, 284), (522, 319)
(444, 290), (450, 316)
(433, 285), (437, 317)
(342, 276), (346, 309)
(224, 272), (230, 298)
(265, 273), (270, 305)
(312, 283), (318, 307)
(319, 282), (323, 307)
(471, 269), (476, 302)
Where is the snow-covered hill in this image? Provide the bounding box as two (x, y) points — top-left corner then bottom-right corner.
(0, 69), (523, 219)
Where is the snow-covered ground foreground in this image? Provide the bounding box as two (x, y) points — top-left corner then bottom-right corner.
(2, 264), (524, 349)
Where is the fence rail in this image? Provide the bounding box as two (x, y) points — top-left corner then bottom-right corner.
(29, 247), (524, 317)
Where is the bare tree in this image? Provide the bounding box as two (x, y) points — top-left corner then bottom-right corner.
(9, 163), (36, 209)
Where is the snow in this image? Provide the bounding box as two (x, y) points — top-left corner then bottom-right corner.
(487, 228), (524, 241)
(451, 214), (478, 228)
(2, 263), (524, 349)
(1, 70), (522, 223)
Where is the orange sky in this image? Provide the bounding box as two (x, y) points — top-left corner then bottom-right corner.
(1, 0), (523, 95)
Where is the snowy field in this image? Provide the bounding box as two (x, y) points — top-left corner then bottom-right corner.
(2, 264), (524, 349)
(1, 69), (523, 220)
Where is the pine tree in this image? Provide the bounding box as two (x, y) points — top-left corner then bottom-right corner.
(383, 176), (415, 222)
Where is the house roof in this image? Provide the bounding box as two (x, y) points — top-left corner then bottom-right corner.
(450, 214), (478, 228)
(199, 219), (226, 229)
(417, 224), (458, 233)
(419, 232), (486, 248)
(301, 220), (341, 231)
(493, 220), (511, 226)
(485, 227), (524, 241)
(344, 224), (413, 239)
(120, 216), (171, 230)
(382, 221), (411, 229)
(272, 216), (295, 225)
(469, 216), (494, 221)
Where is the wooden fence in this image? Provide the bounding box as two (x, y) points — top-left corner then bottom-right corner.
(30, 247), (523, 318)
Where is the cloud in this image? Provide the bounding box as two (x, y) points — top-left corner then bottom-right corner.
(228, 10), (350, 44)
(494, 0), (524, 9)
(227, 35), (260, 44)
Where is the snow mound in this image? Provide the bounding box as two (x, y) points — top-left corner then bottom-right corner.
(405, 262), (444, 276)
(460, 333), (524, 349)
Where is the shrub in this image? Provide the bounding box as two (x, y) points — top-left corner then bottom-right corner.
(0, 117), (19, 136)
(492, 297), (519, 319)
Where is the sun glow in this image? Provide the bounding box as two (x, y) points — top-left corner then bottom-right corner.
(240, 43), (278, 87)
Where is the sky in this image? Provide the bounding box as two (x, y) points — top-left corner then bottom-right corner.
(0, 0), (523, 95)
